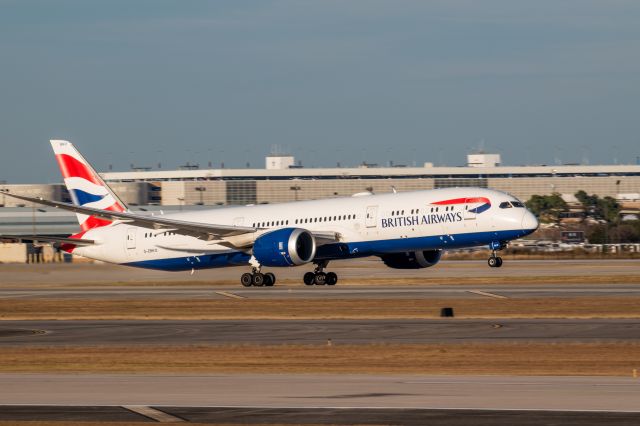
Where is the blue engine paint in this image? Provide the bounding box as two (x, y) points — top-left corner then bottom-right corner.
(123, 228), (536, 271)
(252, 227), (304, 267)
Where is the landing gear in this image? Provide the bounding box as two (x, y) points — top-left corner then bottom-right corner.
(487, 256), (503, 268)
(487, 241), (506, 268)
(252, 273), (264, 286)
(241, 273), (253, 287)
(240, 268), (277, 287)
(304, 262), (339, 285)
(264, 272), (276, 287)
(304, 272), (315, 286)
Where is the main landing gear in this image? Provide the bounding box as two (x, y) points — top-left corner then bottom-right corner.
(241, 269), (276, 287)
(304, 261), (338, 286)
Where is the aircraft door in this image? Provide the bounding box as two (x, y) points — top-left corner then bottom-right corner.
(365, 205), (378, 228)
(464, 204), (477, 220)
(126, 228), (136, 250)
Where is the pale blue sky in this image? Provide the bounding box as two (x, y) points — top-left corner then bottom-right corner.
(1, 0), (640, 183)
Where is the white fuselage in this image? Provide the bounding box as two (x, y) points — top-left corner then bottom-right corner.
(71, 187), (537, 271)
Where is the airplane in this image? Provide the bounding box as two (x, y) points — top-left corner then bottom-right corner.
(2, 140), (538, 286)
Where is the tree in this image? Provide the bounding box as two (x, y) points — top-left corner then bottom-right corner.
(525, 193), (568, 223)
(586, 225), (607, 244)
(597, 196), (621, 224)
(610, 224), (639, 243)
(574, 191), (621, 223)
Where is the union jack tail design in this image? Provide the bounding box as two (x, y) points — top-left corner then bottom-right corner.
(50, 140), (128, 231)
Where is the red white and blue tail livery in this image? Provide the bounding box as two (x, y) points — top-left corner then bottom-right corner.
(51, 140), (127, 231)
(3, 140), (539, 286)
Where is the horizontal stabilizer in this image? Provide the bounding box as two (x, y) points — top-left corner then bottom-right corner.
(0, 235), (95, 246)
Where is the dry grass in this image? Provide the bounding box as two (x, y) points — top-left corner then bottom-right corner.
(2, 297), (640, 320)
(1, 343), (639, 376)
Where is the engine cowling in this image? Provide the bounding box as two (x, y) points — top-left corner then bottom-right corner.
(253, 228), (316, 267)
(380, 250), (442, 269)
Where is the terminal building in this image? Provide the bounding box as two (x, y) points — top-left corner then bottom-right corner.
(2, 153), (639, 209)
(0, 152), (639, 241)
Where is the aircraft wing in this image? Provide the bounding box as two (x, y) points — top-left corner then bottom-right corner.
(5, 193), (343, 247)
(0, 235), (95, 246)
(5, 193), (257, 241)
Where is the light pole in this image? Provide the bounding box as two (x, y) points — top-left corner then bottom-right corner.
(0, 186), (7, 207)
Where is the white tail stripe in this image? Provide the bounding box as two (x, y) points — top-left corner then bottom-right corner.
(82, 195), (118, 210)
(64, 177), (110, 196)
(50, 139), (88, 164)
(76, 213), (90, 225)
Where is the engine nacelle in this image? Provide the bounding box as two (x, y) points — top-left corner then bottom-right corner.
(380, 250), (442, 269)
(253, 228), (316, 267)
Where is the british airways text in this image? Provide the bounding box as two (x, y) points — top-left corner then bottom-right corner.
(381, 212), (463, 228)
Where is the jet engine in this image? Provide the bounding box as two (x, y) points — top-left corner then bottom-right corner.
(253, 228), (316, 267)
(380, 250), (442, 269)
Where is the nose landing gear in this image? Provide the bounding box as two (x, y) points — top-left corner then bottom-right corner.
(304, 261), (338, 285)
(488, 241), (506, 268)
(488, 254), (503, 268)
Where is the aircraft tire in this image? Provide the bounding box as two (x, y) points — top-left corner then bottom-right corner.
(241, 273), (253, 287)
(495, 257), (503, 267)
(303, 272), (315, 286)
(314, 272), (327, 285)
(326, 272), (338, 285)
(252, 273), (265, 286)
(488, 257), (497, 268)
(264, 272), (276, 286)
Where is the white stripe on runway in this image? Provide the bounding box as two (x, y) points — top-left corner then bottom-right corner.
(467, 290), (508, 299)
(215, 291), (246, 299)
(123, 405), (184, 422)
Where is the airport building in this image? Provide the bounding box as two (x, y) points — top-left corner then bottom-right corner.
(2, 154), (640, 209)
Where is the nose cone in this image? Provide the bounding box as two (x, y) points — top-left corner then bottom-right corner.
(521, 210), (539, 233)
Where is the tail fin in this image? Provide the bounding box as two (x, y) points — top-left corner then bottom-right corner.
(50, 139), (128, 231)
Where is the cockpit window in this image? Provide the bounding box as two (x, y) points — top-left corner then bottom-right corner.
(499, 201), (512, 209)
(511, 201), (525, 208)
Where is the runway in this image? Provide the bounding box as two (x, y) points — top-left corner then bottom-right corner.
(2, 284), (640, 300)
(1, 373), (639, 412)
(1, 319), (640, 346)
(2, 406), (639, 425)
(0, 258), (638, 287)
(1, 260), (638, 424)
